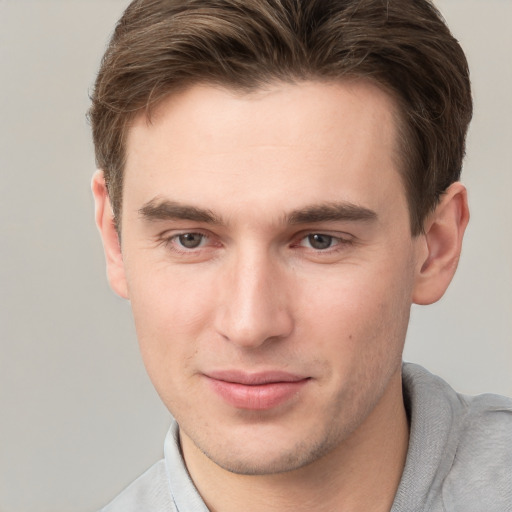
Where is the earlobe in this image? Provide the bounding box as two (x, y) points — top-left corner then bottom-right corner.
(91, 170), (129, 299)
(412, 182), (469, 305)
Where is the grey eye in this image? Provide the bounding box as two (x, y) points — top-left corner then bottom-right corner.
(307, 234), (333, 250)
(177, 233), (204, 249)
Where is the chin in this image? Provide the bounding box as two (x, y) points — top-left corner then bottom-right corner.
(203, 448), (318, 476)
(190, 421), (346, 476)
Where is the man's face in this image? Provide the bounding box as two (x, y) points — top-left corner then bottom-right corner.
(116, 81), (424, 474)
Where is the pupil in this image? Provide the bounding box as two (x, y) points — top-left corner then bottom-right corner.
(179, 233), (202, 248)
(309, 234), (332, 250)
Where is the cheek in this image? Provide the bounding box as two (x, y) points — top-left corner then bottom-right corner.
(298, 264), (412, 366)
(298, 267), (413, 420)
(128, 260), (216, 330)
(126, 265), (217, 395)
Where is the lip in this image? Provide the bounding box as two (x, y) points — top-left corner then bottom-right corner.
(204, 370), (310, 410)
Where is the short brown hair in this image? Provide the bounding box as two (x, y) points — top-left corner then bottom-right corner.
(89, 0), (472, 234)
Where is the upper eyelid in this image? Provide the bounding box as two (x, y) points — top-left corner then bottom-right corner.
(296, 234), (353, 247)
(158, 227), (210, 239)
(167, 231), (209, 243)
(293, 229), (354, 241)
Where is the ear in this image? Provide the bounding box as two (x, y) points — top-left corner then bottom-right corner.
(412, 182), (469, 305)
(91, 170), (129, 299)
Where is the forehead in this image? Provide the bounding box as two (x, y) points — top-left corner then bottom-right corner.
(123, 80), (407, 225)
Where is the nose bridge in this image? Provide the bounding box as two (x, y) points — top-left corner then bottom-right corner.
(215, 243), (293, 347)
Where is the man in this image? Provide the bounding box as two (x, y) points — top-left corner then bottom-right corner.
(89, 0), (511, 510)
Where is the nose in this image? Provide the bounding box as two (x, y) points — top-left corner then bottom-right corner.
(213, 248), (294, 348)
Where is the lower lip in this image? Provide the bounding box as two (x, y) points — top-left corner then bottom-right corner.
(206, 378), (309, 410)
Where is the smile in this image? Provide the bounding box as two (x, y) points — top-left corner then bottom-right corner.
(204, 371), (310, 410)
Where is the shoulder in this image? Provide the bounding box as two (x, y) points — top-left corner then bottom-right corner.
(99, 459), (175, 512)
(399, 363), (512, 511)
(457, 391), (512, 468)
(442, 391), (512, 509)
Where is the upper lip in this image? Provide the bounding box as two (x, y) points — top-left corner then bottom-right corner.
(205, 370), (309, 386)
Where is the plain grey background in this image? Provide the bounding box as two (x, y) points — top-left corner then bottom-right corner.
(0, 1), (510, 511)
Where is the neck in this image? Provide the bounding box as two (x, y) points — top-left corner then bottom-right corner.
(180, 372), (409, 512)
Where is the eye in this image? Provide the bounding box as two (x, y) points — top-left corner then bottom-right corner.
(175, 232), (206, 249)
(303, 233), (338, 250)
(157, 230), (222, 260)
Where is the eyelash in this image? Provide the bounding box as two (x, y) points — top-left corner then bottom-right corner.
(160, 231), (213, 254)
(295, 233), (353, 251)
(158, 231), (354, 256)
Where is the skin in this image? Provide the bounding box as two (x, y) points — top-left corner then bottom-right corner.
(93, 80), (469, 511)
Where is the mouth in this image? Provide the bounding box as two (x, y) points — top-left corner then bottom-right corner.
(204, 370), (310, 410)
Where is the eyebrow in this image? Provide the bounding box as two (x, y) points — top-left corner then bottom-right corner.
(139, 199), (221, 224)
(286, 202), (377, 224)
(139, 198), (377, 225)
